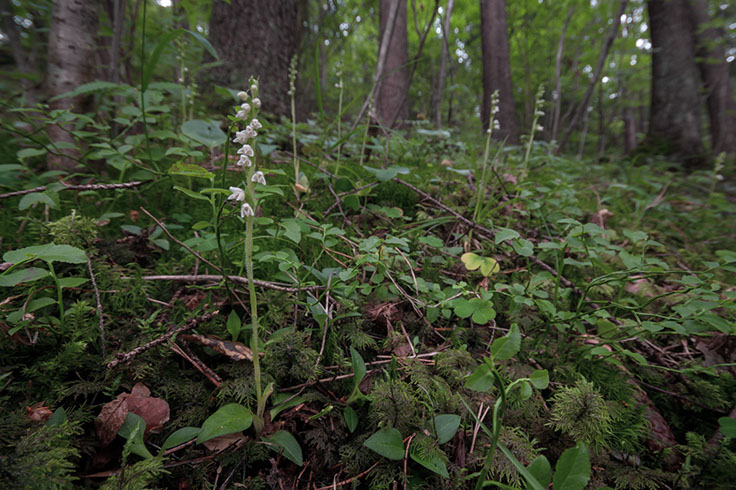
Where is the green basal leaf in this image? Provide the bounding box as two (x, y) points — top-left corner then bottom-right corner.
(197, 404), (253, 444)
(363, 428), (404, 460)
(263, 430), (303, 466)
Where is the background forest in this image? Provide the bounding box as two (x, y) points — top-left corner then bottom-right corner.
(0, 0), (735, 488)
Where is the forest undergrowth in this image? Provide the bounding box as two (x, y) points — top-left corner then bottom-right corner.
(1, 83), (736, 489)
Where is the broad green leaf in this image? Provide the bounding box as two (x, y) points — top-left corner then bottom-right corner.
(461, 253), (500, 276)
(0, 267), (50, 287)
(4, 244), (86, 265)
(197, 404), (253, 444)
(432, 414), (461, 444)
(169, 161), (215, 179)
(226, 310), (241, 342)
(17, 148), (47, 161)
(465, 364), (494, 392)
(453, 298), (495, 323)
(281, 219), (302, 244)
(181, 120), (226, 148)
(118, 413), (153, 459)
(410, 449), (449, 478)
(490, 324), (521, 360)
(59, 277), (89, 288)
(519, 381), (533, 400)
(364, 165), (410, 182)
(173, 185), (210, 201)
(46, 407), (67, 427)
(27, 297), (56, 312)
(363, 428), (404, 460)
(529, 369), (549, 389)
(719, 417), (736, 439)
(495, 227), (520, 244)
(526, 456), (552, 489)
(162, 427), (201, 451)
(350, 347), (366, 384)
(263, 430), (303, 466)
(19, 192), (56, 210)
(344, 406), (359, 433)
(553, 442), (591, 490)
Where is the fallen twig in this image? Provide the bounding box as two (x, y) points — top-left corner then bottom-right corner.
(0, 180), (143, 199)
(108, 311), (219, 369)
(86, 255), (106, 359)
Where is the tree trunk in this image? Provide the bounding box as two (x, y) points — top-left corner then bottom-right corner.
(207, 0), (299, 118)
(46, 0), (98, 171)
(687, 0), (736, 156)
(376, 0), (409, 128)
(556, 0), (628, 154)
(434, 0), (455, 129)
(645, 0), (705, 167)
(480, 0), (517, 143)
(551, 6), (575, 142)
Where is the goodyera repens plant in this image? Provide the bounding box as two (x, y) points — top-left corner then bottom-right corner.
(227, 78), (270, 436)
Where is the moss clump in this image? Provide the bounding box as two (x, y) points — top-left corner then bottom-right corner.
(262, 330), (321, 385)
(46, 210), (99, 249)
(548, 379), (613, 451)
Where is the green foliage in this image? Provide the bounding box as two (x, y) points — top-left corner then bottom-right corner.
(263, 330), (321, 385)
(46, 211), (99, 249)
(0, 420), (82, 488)
(548, 379), (613, 451)
(99, 457), (168, 490)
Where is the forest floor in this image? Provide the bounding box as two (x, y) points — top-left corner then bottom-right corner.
(1, 110), (736, 489)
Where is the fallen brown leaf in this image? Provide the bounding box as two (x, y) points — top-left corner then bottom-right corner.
(26, 402), (53, 423)
(95, 396), (128, 446)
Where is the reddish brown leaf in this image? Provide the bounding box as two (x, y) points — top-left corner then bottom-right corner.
(95, 395), (128, 446)
(126, 396), (170, 434)
(25, 402), (53, 423)
(180, 334), (254, 361)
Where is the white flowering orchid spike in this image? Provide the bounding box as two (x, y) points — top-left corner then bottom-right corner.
(249, 119), (262, 130)
(240, 202), (255, 218)
(237, 91), (248, 101)
(244, 126), (257, 139)
(252, 171), (266, 185)
(252, 98), (261, 109)
(233, 130), (249, 144)
(237, 145), (254, 157)
(228, 186), (245, 202)
(237, 155), (252, 167)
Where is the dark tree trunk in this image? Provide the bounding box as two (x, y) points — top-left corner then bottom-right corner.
(434, 0), (455, 129)
(376, 0), (409, 128)
(645, 0), (705, 167)
(207, 0), (299, 118)
(556, 0), (628, 154)
(480, 0), (517, 143)
(687, 0), (736, 156)
(46, 0), (98, 171)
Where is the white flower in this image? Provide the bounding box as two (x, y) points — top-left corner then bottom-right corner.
(249, 119), (262, 130)
(252, 171), (266, 185)
(237, 145), (254, 157)
(486, 128), (492, 134)
(233, 130), (249, 144)
(492, 106), (500, 115)
(236, 109), (248, 119)
(253, 98), (261, 109)
(228, 186), (245, 202)
(535, 109), (545, 117)
(237, 91), (248, 101)
(244, 126), (258, 139)
(250, 83), (258, 94)
(237, 155), (252, 167)
(536, 125), (543, 132)
(493, 120), (501, 130)
(240, 202), (254, 218)
(241, 103), (251, 113)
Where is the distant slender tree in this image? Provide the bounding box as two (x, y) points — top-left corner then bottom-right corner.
(376, 0), (409, 128)
(479, 0), (517, 143)
(46, 0), (98, 170)
(207, 0), (300, 118)
(434, 0), (455, 129)
(687, 0), (736, 156)
(645, 0), (705, 166)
